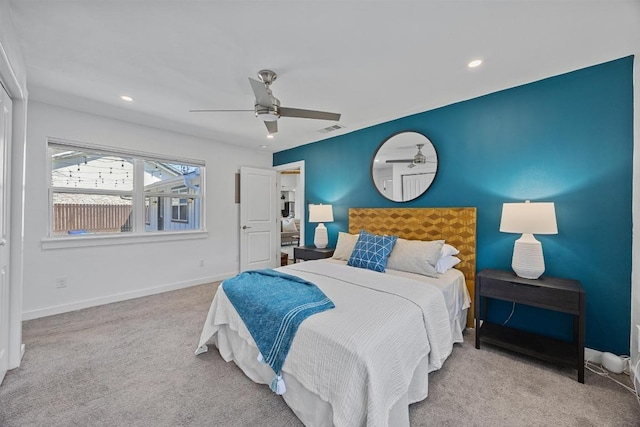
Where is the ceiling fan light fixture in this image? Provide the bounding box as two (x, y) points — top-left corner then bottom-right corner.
(256, 106), (279, 122)
(413, 153), (427, 164)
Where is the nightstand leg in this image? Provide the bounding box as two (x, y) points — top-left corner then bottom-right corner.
(576, 293), (586, 383)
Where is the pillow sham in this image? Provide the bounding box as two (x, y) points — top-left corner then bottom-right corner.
(436, 255), (461, 274)
(440, 243), (460, 259)
(282, 218), (298, 232)
(386, 238), (444, 278)
(332, 232), (359, 261)
(347, 230), (398, 273)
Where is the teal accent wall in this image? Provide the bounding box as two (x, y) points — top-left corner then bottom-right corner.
(274, 56), (634, 355)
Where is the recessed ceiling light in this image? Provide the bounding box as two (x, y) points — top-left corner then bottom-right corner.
(468, 59), (482, 68)
(267, 134), (274, 139)
(120, 95), (134, 102)
(260, 144), (268, 149)
(374, 159), (380, 162)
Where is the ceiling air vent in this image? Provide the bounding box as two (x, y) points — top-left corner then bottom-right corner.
(318, 124), (345, 134)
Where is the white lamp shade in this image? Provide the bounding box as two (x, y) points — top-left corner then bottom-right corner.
(500, 201), (557, 235)
(308, 204), (334, 223)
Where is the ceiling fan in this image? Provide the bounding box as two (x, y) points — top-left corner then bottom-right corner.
(386, 144), (434, 168)
(189, 69), (341, 135)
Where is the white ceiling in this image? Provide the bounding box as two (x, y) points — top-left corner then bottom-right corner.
(8, 1), (640, 153)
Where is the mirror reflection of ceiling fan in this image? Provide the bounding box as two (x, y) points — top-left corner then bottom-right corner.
(189, 69), (341, 135)
(386, 144), (436, 168)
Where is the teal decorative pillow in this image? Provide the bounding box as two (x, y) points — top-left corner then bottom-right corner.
(347, 230), (398, 273)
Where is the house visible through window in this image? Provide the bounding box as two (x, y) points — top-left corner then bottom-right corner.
(49, 140), (205, 237)
(171, 186), (189, 223)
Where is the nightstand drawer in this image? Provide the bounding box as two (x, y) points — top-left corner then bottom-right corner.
(480, 277), (580, 314)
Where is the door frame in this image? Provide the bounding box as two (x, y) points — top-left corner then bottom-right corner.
(0, 27), (28, 371)
(274, 160), (305, 246)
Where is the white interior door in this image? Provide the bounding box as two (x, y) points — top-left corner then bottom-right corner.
(0, 83), (12, 384)
(239, 167), (278, 272)
(402, 173), (429, 201)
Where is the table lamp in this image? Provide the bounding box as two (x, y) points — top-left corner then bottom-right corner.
(308, 204), (333, 249)
(500, 200), (557, 279)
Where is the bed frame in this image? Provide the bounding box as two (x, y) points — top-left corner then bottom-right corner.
(349, 207), (477, 327)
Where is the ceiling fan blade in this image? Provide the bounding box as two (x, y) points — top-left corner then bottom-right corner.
(279, 107), (341, 121)
(189, 109), (253, 112)
(249, 77), (273, 107)
(386, 159), (412, 163)
(264, 120), (278, 134)
(407, 163), (416, 169)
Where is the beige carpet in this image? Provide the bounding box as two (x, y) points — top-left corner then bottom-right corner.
(1, 282), (638, 426)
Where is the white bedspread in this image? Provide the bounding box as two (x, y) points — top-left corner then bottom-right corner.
(198, 261), (455, 427)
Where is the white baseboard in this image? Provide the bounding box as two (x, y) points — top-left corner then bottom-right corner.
(22, 272), (237, 321)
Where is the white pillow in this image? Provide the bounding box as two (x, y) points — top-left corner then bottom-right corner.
(436, 256), (461, 274)
(332, 232), (359, 260)
(386, 238), (443, 278)
(441, 243), (460, 259)
(282, 218), (298, 232)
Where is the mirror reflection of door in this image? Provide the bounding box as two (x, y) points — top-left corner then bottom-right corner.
(371, 131), (438, 202)
(402, 173), (430, 201)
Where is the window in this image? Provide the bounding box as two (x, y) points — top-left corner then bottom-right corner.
(171, 186), (189, 223)
(48, 140), (205, 238)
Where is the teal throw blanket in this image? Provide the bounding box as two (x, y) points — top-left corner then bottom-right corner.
(223, 269), (334, 390)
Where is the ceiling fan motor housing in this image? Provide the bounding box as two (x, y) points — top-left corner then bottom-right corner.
(413, 144), (426, 164)
(256, 105), (280, 121)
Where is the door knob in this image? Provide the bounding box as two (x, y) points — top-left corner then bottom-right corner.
(242, 225), (252, 230)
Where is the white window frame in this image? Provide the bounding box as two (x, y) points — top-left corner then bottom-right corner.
(42, 138), (207, 249)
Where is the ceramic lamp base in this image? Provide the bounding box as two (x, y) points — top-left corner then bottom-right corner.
(314, 223), (328, 249)
(512, 233), (545, 279)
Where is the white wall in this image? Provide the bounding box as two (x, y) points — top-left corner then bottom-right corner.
(22, 101), (271, 319)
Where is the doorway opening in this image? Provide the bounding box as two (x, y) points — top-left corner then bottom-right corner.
(275, 161), (305, 266)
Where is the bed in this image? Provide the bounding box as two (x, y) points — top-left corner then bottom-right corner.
(197, 207), (477, 426)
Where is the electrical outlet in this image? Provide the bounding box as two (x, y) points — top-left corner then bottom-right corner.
(199, 259), (205, 268)
(56, 277), (67, 288)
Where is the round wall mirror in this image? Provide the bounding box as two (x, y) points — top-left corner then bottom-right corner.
(371, 131), (438, 202)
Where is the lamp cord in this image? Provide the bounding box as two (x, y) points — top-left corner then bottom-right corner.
(502, 302), (516, 326)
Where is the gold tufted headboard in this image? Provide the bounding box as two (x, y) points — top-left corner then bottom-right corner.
(349, 207), (477, 327)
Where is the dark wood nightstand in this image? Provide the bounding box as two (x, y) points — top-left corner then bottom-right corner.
(293, 246), (335, 263)
(475, 269), (585, 383)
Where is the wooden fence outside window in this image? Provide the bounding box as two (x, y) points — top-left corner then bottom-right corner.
(53, 204), (132, 234)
